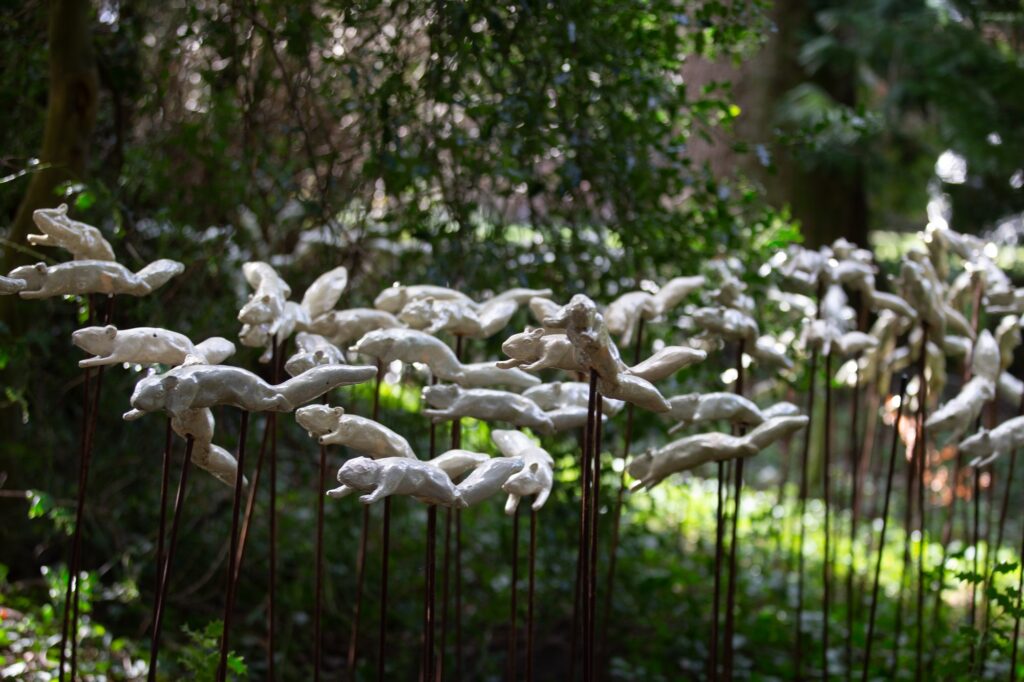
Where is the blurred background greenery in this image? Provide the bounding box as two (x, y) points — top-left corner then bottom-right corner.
(1, 0), (1023, 679)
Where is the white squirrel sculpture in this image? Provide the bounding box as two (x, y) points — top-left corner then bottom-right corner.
(351, 327), (539, 390)
(628, 414), (809, 491)
(238, 263), (350, 362)
(422, 384), (556, 433)
(295, 404), (415, 459)
(29, 204), (116, 261)
(9, 259), (184, 299)
(603, 275), (705, 346)
(125, 363), (377, 418)
(398, 287), (554, 339)
(72, 325), (235, 368)
(84, 324), (241, 487)
(501, 300), (703, 412)
(522, 381), (625, 431)
(285, 332), (347, 377)
(329, 456), (464, 506)
(492, 429), (555, 514)
(0, 275), (26, 295)
(926, 330), (999, 439)
(327, 452), (521, 508)
(664, 392), (765, 432)
(959, 415), (1024, 467)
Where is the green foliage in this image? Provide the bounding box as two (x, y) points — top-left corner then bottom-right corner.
(778, 0), (1024, 233)
(178, 621), (247, 682)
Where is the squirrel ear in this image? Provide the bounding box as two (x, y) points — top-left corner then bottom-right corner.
(528, 327), (545, 340)
(262, 294), (271, 303)
(34, 262), (47, 273)
(333, 406), (345, 417)
(530, 462), (539, 472)
(104, 325), (117, 338)
(161, 375), (179, 390)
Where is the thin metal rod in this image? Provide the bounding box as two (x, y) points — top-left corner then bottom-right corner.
(60, 345), (94, 682)
(156, 419), (174, 589)
(927, 446), (964, 677)
(455, 508), (463, 682)
(572, 374), (595, 680)
(970, 466), (981, 668)
(588, 392), (604, 678)
(231, 409), (271, 583)
(425, 505), (438, 682)
(861, 376), (908, 682)
(424, 412), (438, 682)
(68, 297), (113, 681)
(890, 423), (916, 677)
(823, 351), (834, 680)
(723, 339), (746, 680)
(1011, 494), (1024, 680)
(527, 508), (537, 682)
(845, 363), (862, 682)
(217, 411), (250, 682)
(583, 370), (598, 680)
(59, 298), (95, 682)
(148, 436), (195, 682)
(509, 504), (520, 682)
(233, 337), (281, 584)
(600, 318), (643, 671)
(268, 338), (282, 681)
(712, 459), (724, 682)
(979, 393), (1024, 670)
(314, 444), (327, 682)
(348, 506), (370, 678)
(349, 361), (384, 679)
(451, 334), (463, 682)
(915, 327), (928, 682)
(437, 507), (452, 682)
(69, 360), (106, 682)
(377, 496), (392, 682)
(795, 346), (819, 680)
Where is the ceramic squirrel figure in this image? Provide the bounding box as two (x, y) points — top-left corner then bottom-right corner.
(664, 392), (765, 430)
(542, 294), (624, 384)
(351, 328), (463, 381)
(398, 287), (552, 339)
(295, 404), (415, 459)
(960, 415), (1024, 467)
(9, 259), (184, 299)
(329, 456), (464, 506)
(492, 429), (554, 514)
(456, 457), (526, 508)
(285, 332), (347, 377)
(603, 274), (707, 348)
(499, 328), (704, 381)
(374, 284), (476, 313)
(926, 330), (999, 439)
(126, 363), (377, 418)
(521, 381), (624, 431)
(72, 325), (236, 368)
(29, 204), (116, 261)
(306, 308), (404, 347)
(238, 263), (350, 362)
(351, 327), (539, 391)
(422, 384), (556, 433)
(628, 414), (808, 490)
(0, 275), (26, 295)
(170, 408), (245, 488)
(328, 452), (518, 507)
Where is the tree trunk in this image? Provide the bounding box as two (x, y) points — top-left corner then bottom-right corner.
(2, 0), (98, 323)
(684, 3), (867, 249)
